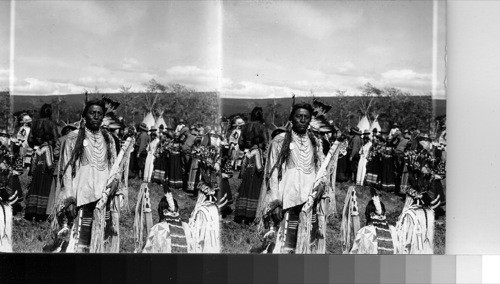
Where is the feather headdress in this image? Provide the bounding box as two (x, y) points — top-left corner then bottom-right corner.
(309, 98), (334, 133)
(370, 187), (382, 216)
(102, 96), (120, 116)
(312, 98), (332, 119)
(101, 97), (122, 129)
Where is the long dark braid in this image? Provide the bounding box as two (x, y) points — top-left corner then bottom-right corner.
(63, 100), (112, 177)
(308, 130), (320, 170)
(101, 128), (113, 168)
(269, 129), (319, 182)
(63, 126), (114, 178)
(273, 130), (292, 181)
(63, 122), (87, 178)
(266, 103), (319, 184)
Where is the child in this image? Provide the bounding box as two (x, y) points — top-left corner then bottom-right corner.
(142, 191), (190, 253)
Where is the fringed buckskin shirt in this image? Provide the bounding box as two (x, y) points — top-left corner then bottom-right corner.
(60, 129), (116, 207)
(268, 131), (318, 210)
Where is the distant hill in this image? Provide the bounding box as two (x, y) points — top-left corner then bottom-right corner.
(12, 93), (110, 112)
(221, 96), (446, 117)
(12, 93), (446, 117)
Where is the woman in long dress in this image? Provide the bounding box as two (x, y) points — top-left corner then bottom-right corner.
(186, 141), (202, 194)
(219, 140), (234, 219)
(25, 138), (54, 221)
(335, 134), (349, 182)
(356, 134), (372, 186)
(365, 136), (382, 187)
(380, 143), (396, 192)
(152, 134), (169, 185)
(143, 130), (159, 182)
(234, 136), (264, 224)
(165, 133), (183, 190)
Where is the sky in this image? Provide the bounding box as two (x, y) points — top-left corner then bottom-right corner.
(1, 0), (446, 99)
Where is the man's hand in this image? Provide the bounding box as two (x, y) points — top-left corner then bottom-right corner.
(108, 179), (119, 196)
(271, 205), (283, 222)
(66, 202), (77, 220)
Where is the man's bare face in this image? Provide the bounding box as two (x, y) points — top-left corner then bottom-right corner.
(291, 108), (311, 135)
(85, 105), (104, 131)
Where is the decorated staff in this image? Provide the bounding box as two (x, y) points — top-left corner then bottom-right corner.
(341, 186), (361, 254)
(295, 138), (340, 254)
(134, 183), (154, 252)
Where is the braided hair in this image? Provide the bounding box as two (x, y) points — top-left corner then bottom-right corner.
(63, 100), (113, 177)
(270, 103), (319, 181)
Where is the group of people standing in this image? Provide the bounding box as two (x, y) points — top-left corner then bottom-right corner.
(0, 96), (445, 254)
(1, 104), (73, 222)
(221, 102), (446, 254)
(129, 119), (229, 202)
(335, 123), (446, 209)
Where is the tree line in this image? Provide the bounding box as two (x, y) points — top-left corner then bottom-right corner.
(6, 80), (219, 129)
(3, 81), (441, 134)
(232, 83), (437, 133)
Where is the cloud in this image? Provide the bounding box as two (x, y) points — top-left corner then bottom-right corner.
(225, 2), (364, 41)
(12, 64), (234, 96)
(121, 58), (140, 71)
(221, 81), (295, 99)
(220, 79), (360, 99)
(17, 2), (148, 37)
(164, 65), (231, 90)
(14, 77), (84, 95)
(378, 69), (433, 92)
(264, 2), (363, 41)
(337, 62), (356, 73)
(220, 66), (438, 99)
(12, 77), (128, 96)
(17, 56), (72, 70)
(382, 69), (432, 81)
(0, 68), (9, 89)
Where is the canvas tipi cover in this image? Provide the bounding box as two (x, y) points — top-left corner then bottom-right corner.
(142, 112), (156, 130)
(155, 115), (166, 130)
(357, 115), (371, 133)
(370, 118), (382, 132)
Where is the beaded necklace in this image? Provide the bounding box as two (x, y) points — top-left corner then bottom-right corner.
(85, 128), (107, 171)
(290, 130), (314, 173)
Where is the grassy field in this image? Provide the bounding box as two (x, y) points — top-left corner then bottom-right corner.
(12, 171), (445, 254)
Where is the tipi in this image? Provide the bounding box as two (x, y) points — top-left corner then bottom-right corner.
(369, 116), (382, 133)
(142, 112), (156, 130)
(154, 110), (166, 130)
(357, 115), (371, 133)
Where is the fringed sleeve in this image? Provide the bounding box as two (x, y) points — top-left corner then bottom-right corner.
(267, 135), (283, 203)
(254, 136), (282, 234)
(58, 134), (77, 203)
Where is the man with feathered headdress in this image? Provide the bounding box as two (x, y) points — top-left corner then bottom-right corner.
(264, 102), (325, 253)
(57, 99), (118, 253)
